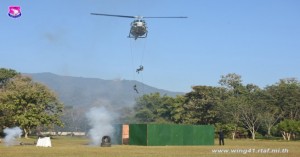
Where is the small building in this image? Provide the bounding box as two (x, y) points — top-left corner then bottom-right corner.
(112, 124), (130, 145)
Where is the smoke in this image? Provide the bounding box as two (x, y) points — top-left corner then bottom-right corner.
(85, 106), (117, 146)
(3, 127), (23, 146)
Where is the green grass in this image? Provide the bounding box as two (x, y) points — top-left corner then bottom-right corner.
(1, 137), (299, 157)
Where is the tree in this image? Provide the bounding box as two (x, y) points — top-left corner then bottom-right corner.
(0, 68), (19, 88)
(238, 85), (265, 140)
(0, 75), (64, 138)
(261, 109), (282, 137)
(266, 78), (300, 120)
(219, 74), (265, 140)
(219, 96), (243, 139)
(0, 68), (19, 133)
(276, 119), (300, 140)
(218, 73), (245, 139)
(182, 86), (224, 125)
(219, 73), (243, 94)
(265, 79), (300, 140)
(168, 95), (186, 124)
(260, 101), (282, 137)
(134, 93), (174, 123)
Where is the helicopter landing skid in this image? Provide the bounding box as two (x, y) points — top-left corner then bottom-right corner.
(128, 33), (148, 40)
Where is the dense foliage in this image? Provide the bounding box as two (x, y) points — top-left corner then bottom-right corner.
(1, 68), (299, 141)
(134, 73), (300, 140)
(0, 68), (64, 138)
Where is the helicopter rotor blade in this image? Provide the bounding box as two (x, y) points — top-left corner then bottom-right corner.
(143, 16), (188, 18)
(90, 13), (135, 18)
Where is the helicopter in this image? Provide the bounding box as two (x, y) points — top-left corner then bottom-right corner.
(90, 13), (187, 40)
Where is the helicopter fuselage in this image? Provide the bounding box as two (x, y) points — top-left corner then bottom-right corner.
(129, 19), (148, 40)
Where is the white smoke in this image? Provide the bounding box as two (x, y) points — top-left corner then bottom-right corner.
(85, 106), (116, 146)
(3, 127), (23, 146)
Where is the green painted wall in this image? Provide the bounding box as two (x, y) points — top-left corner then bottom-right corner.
(129, 124), (214, 146)
(129, 124), (148, 145)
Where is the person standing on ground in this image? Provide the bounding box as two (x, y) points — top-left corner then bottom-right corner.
(219, 130), (224, 145)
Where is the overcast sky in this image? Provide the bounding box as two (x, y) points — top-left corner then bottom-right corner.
(1, 0), (299, 92)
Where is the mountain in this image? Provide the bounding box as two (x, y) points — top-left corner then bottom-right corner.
(25, 73), (184, 108)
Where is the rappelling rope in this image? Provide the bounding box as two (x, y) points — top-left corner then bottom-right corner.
(139, 37), (147, 94)
(129, 38), (148, 95)
(129, 39), (136, 82)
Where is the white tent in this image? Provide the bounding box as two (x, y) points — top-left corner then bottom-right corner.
(36, 137), (52, 147)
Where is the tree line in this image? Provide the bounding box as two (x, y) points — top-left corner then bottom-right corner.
(133, 73), (300, 140)
(1, 68), (299, 140)
(0, 68), (63, 138)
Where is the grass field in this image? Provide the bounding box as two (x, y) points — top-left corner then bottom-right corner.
(0, 137), (299, 157)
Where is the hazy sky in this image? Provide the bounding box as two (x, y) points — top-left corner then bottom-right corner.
(1, 0), (299, 92)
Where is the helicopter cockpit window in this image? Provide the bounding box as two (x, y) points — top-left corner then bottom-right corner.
(131, 20), (139, 26)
